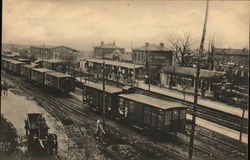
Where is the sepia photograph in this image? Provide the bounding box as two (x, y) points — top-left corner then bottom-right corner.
(1, 0), (249, 159)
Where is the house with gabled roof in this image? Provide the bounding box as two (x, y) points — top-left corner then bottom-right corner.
(93, 42), (125, 59)
(132, 42), (173, 67)
(30, 45), (79, 61)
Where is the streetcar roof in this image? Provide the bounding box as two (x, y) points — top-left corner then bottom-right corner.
(46, 71), (73, 78)
(119, 93), (186, 110)
(83, 82), (122, 93)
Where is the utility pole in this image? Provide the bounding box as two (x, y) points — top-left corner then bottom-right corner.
(148, 50), (151, 91)
(102, 61), (106, 129)
(132, 41), (136, 87)
(188, 0), (209, 160)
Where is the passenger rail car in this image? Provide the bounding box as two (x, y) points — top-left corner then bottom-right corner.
(82, 82), (187, 134)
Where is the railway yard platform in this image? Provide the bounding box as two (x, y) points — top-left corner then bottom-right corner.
(137, 82), (248, 119)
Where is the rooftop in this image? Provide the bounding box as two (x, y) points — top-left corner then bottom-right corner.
(46, 71), (73, 78)
(21, 64), (36, 68)
(83, 82), (122, 93)
(132, 42), (172, 52)
(119, 93), (185, 110)
(42, 59), (65, 63)
(87, 59), (143, 69)
(32, 68), (53, 73)
(10, 61), (26, 64)
(162, 66), (226, 78)
(213, 48), (249, 56)
(94, 42), (124, 49)
(30, 45), (79, 52)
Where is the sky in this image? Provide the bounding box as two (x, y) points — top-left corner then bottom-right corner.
(2, 0), (249, 51)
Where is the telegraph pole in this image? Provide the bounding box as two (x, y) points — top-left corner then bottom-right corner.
(148, 50), (151, 91)
(188, 0), (209, 160)
(102, 61), (106, 128)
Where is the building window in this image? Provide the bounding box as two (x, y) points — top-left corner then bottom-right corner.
(142, 54), (145, 62)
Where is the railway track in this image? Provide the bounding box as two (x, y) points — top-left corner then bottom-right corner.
(4, 73), (247, 160)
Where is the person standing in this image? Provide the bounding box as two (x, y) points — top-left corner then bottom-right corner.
(3, 80), (9, 96)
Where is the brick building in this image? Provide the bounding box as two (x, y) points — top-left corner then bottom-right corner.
(30, 45), (79, 61)
(132, 42), (173, 67)
(209, 47), (249, 79)
(94, 42), (125, 59)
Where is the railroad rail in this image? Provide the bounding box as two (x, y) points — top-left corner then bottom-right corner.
(4, 73), (247, 160)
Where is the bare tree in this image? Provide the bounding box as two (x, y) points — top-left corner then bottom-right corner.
(169, 32), (196, 67)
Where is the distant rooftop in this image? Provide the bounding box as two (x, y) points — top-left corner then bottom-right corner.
(94, 42), (124, 49)
(46, 71), (73, 78)
(42, 59), (65, 63)
(132, 42), (172, 52)
(162, 66), (226, 78)
(30, 45), (79, 52)
(213, 47), (248, 56)
(21, 64), (36, 68)
(87, 58), (143, 69)
(32, 68), (53, 73)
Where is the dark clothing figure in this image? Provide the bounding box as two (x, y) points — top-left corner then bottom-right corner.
(2, 80), (9, 96)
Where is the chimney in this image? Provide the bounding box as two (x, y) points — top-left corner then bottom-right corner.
(145, 42), (149, 47)
(113, 42), (116, 45)
(159, 42), (164, 48)
(101, 41), (104, 45)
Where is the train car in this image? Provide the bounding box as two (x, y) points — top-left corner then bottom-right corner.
(82, 82), (122, 115)
(16, 58), (31, 64)
(9, 60), (26, 74)
(1, 58), (10, 69)
(24, 113), (58, 155)
(2, 58), (14, 71)
(21, 64), (37, 80)
(42, 59), (66, 73)
(31, 68), (53, 84)
(44, 71), (75, 94)
(118, 93), (187, 133)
